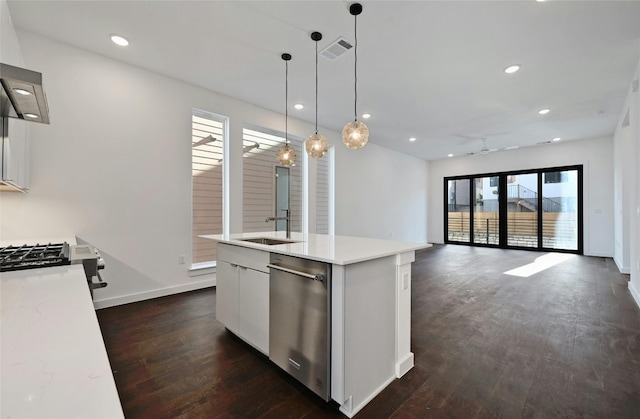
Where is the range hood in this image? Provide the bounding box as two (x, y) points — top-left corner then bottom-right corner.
(0, 63), (50, 124)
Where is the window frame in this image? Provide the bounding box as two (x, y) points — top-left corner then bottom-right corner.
(190, 109), (229, 273)
(444, 165), (583, 254)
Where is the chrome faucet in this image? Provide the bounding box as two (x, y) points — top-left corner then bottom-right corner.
(265, 209), (291, 238)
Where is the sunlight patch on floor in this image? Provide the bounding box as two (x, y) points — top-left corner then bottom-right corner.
(504, 253), (575, 278)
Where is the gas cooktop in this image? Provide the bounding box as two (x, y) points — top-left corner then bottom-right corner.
(0, 242), (71, 272)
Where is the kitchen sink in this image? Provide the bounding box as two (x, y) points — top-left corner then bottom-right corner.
(238, 237), (299, 245)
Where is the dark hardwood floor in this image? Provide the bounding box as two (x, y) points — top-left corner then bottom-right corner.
(97, 245), (640, 418)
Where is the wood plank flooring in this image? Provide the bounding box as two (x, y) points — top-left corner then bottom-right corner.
(97, 245), (640, 418)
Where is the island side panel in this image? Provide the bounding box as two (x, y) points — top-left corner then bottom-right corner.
(331, 264), (346, 406)
(340, 256), (397, 417)
(396, 251), (415, 377)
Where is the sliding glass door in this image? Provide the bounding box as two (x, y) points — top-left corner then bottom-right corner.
(444, 166), (583, 254)
(473, 177), (499, 245)
(506, 172), (538, 248)
(447, 179), (470, 242)
(542, 169), (579, 251)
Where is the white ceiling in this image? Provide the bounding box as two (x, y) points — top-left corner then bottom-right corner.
(7, 0), (640, 161)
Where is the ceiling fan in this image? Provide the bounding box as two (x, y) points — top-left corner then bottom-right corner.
(467, 138), (498, 156)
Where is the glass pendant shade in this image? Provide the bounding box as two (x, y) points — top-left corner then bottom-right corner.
(276, 143), (296, 167)
(342, 120), (369, 150)
(306, 133), (328, 158)
(305, 31), (328, 159)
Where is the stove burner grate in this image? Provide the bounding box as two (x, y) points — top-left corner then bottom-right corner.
(0, 242), (71, 272)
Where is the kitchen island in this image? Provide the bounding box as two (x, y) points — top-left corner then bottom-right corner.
(201, 232), (430, 418)
(0, 264), (124, 418)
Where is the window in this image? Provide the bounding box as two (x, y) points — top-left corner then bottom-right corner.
(444, 165), (582, 254)
(242, 127), (303, 233)
(192, 109), (226, 265)
(316, 148), (330, 234)
(446, 179), (471, 243)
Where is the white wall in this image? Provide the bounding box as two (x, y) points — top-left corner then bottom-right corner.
(613, 91), (634, 273)
(614, 59), (640, 308)
(0, 0), (23, 67)
(428, 136), (615, 257)
(0, 30), (428, 308)
(634, 62), (640, 308)
(335, 144), (428, 243)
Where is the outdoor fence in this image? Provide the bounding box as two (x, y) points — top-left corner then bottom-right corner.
(447, 212), (577, 248)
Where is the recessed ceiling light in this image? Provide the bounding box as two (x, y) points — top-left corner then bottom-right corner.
(14, 88), (32, 95)
(110, 34), (129, 47)
(536, 0), (547, 2)
(538, 108), (550, 115)
(24, 113), (39, 119)
(294, 103), (304, 110)
(362, 113), (371, 119)
(552, 137), (561, 142)
(447, 154), (454, 157)
(504, 65), (520, 74)
(409, 137), (416, 142)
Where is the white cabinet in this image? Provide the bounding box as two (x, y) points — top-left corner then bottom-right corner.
(237, 266), (269, 353)
(1, 117), (30, 192)
(216, 243), (269, 354)
(215, 260), (239, 333)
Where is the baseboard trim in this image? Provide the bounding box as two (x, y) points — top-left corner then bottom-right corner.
(629, 281), (640, 310)
(613, 256), (631, 274)
(339, 374), (396, 418)
(396, 352), (414, 378)
(585, 251), (614, 258)
(93, 278), (216, 309)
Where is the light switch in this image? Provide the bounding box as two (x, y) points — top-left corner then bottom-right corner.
(402, 273), (409, 290)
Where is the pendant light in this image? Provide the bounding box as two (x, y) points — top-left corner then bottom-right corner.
(277, 53), (296, 167)
(305, 31), (329, 158)
(342, 2), (369, 150)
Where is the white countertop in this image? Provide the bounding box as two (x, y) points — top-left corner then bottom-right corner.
(200, 232), (431, 265)
(0, 265), (124, 418)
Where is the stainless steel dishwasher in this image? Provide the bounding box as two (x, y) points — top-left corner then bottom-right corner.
(268, 253), (331, 401)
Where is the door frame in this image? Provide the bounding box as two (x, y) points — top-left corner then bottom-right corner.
(274, 165), (290, 232)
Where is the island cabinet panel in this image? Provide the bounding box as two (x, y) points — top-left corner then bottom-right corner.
(216, 243), (270, 355)
(237, 266), (269, 354)
(216, 260), (239, 333)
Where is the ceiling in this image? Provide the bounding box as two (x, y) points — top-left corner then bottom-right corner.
(7, 0), (640, 161)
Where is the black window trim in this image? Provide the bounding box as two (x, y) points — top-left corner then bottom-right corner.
(444, 165), (584, 255)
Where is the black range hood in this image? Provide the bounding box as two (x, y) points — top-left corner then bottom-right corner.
(0, 63), (49, 124)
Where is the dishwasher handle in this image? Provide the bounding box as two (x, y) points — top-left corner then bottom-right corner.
(267, 263), (325, 282)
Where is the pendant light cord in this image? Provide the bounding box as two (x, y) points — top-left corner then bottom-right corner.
(354, 13), (358, 122)
(315, 38), (319, 134)
(285, 59), (289, 145)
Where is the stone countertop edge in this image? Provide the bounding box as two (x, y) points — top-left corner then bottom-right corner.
(200, 232), (432, 265)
